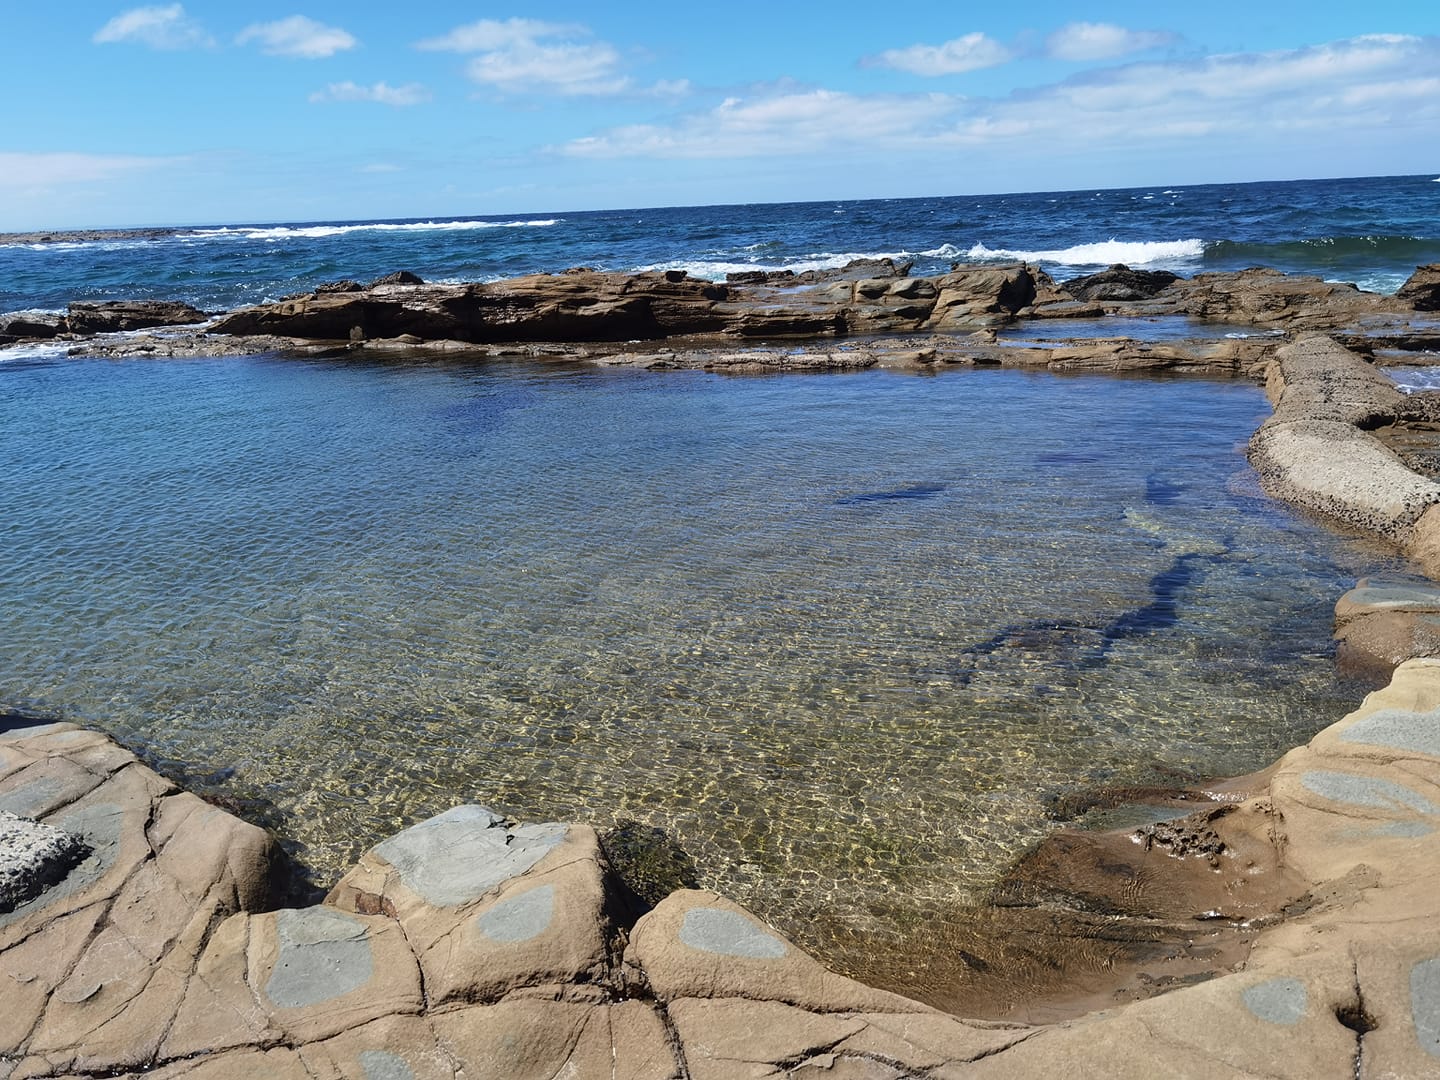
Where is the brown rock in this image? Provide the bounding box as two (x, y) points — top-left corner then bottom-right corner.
(1062, 264), (1180, 301)
(1397, 264), (1440, 311)
(924, 263), (1040, 330)
(0, 312), (65, 340)
(66, 300), (207, 334)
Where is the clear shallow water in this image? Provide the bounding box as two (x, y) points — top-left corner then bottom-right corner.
(3, 173), (1437, 311)
(0, 352), (1415, 980)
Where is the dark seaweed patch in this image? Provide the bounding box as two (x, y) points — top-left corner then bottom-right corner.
(836, 482), (947, 505)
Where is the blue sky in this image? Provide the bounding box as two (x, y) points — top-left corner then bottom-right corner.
(3, 1), (1438, 229)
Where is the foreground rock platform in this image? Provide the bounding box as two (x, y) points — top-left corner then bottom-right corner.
(8, 659), (1440, 1078)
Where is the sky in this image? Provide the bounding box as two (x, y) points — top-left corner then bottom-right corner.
(2, 1), (1438, 229)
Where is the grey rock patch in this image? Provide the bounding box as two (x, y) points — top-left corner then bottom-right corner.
(1342, 585), (1440, 611)
(1412, 957), (1440, 1057)
(678, 907), (787, 959)
(0, 723), (67, 739)
(0, 777), (66, 821)
(265, 907), (373, 1009)
(1300, 769), (1437, 814)
(1337, 707), (1440, 756)
(0, 810), (89, 912)
(1365, 820), (1434, 838)
(475, 883), (555, 944)
(0, 802), (123, 929)
(372, 805), (566, 908)
(360, 1049), (416, 1080)
(1241, 976), (1308, 1026)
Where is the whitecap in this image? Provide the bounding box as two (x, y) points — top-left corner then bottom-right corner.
(965, 238), (1206, 266)
(0, 341), (72, 363)
(631, 249), (915, 281)
(182, 219), (560, 242)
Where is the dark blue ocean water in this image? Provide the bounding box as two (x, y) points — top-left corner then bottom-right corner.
(3, 173), (1438, 314)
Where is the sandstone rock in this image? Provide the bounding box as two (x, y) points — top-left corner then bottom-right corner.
(624, 889), (927, 1012)
(327, 806), (622, 1006)
(1398, 264), (1440, 311)
(0, 723), (274, 1075)
(209, 271), (732, 344)
(1061, 264), (1180, 301)
(924, 263), (1039, 330)
(1248, 336), (1440, 540)
(0, 312), (65, 340)
(66, 299), (207, 334)
(367, 270), (425, 288)
(1166, 267), (1403, 329)
(1334, 579), (1440, 676)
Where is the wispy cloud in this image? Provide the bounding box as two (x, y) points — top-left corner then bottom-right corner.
(93, 4), (212, 50)
(309, 81), (430, 106)
(1046, 22), (1176, 62)
(865, 32), (1013, 76)
(417, 17), (671, 97)
(0, 151), (177, 191)
(565, 35), (1440, 161)
(566, 89), (957, 158)
(237, 15), (356, 59)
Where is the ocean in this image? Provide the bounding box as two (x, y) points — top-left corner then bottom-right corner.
(3, 173), (1438, 315)
(2, 173), (1435, 997)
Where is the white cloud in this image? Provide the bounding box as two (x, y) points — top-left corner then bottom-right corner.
(416, 18), (666, 96)
(309, 81), (430, 106)
(416, 17), (583, 53)
(564, 35), (1440, 160)
(1046, 22), (1175, 62)
(237, 15), (356, 59)
(867, 33), (1013, 76)
(0, 151), (175, 191)
(566, 89), (957, 158)
(93, 4), (212, 50)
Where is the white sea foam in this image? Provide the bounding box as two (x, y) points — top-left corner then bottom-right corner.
(182, 219), (560, 242)
(1386, 365), (1440, 393)
(965, 238), (1206, 266)
(0, 341), (72, 363)
(632, 250), (914, 281)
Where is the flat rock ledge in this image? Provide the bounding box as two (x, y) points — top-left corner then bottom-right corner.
(11, 264), (1440, 376)
(8, 663), (1440, 1079)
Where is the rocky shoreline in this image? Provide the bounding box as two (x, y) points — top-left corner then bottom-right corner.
(7, 261), (1440, 1076)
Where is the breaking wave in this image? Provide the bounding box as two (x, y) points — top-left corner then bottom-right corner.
(182, 219), (560, 242)
(965, 239), (1207, 266)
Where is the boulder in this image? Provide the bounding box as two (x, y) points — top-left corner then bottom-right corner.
(66, 299), (207, 334)
(924, 263), (1040, 330)
(0, 312), (65, 340)
(367, 270), (425, 288)
(1398, 264), (1440, 311)
(1334, 579), (1440, 676)
(1061, 263), (1180, 301)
